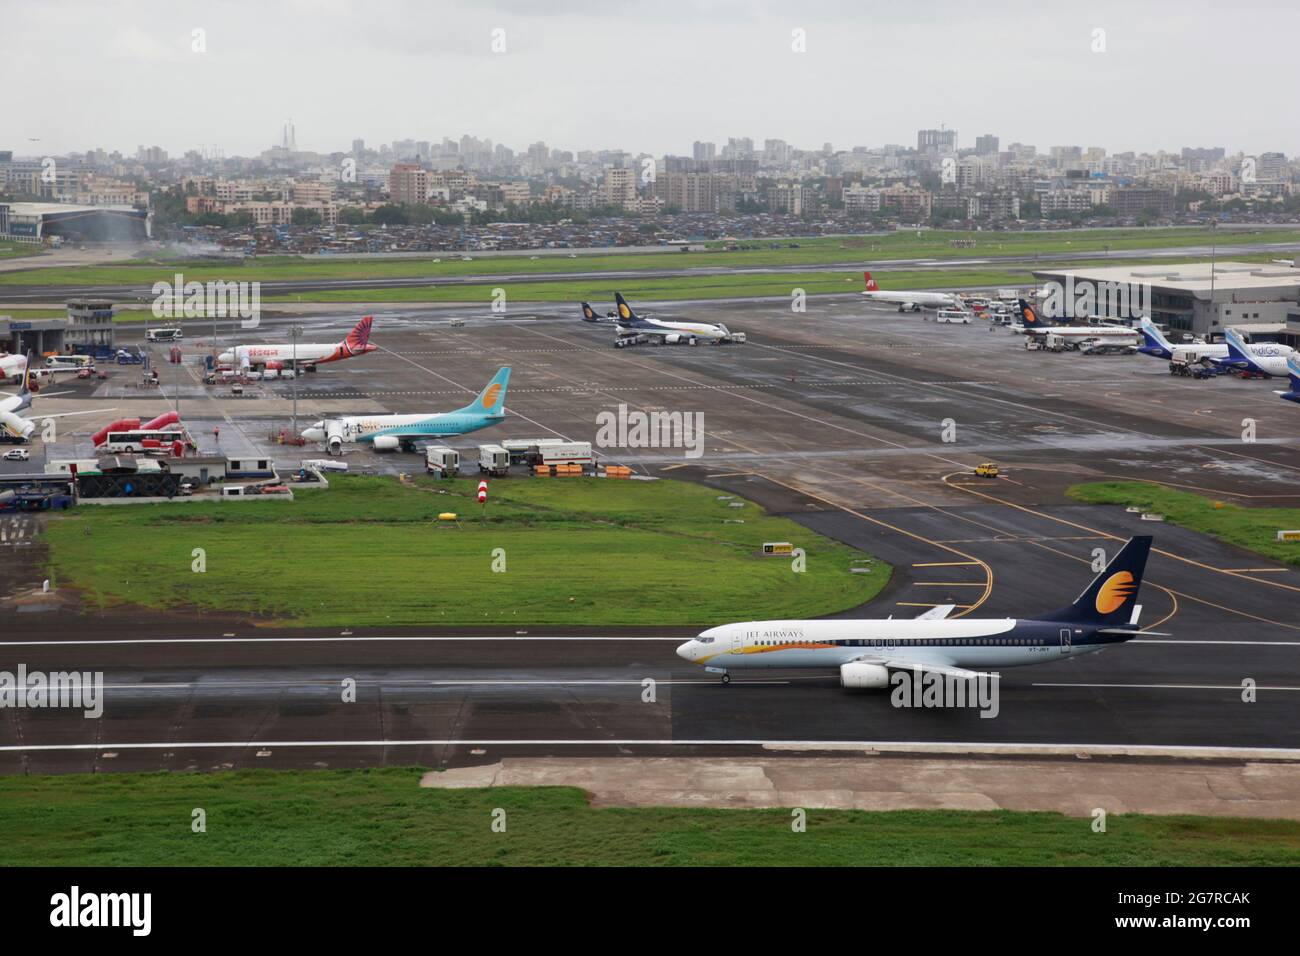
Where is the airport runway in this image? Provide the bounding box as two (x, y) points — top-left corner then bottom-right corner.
(4, 295), (1300, 772)
(2, 238), (1299, 302)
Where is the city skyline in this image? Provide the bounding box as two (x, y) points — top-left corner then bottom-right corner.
(6, 0), (1299, 157)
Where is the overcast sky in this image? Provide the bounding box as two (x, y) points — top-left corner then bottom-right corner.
(5, 0), (1298, 159)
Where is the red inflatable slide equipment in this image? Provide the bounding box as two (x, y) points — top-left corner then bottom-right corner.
(92, 418), (141, 447)
(141, 411), (180, 431)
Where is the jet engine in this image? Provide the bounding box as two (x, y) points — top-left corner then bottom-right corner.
(839, 662), (890, 689)
(371, 435), (401, 452)
(325, 421), (345, 455)
(663, 333), (683, 344)
(0, 410), (35, 442)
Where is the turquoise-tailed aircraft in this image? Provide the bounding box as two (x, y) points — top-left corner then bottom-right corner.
(302, 367), (510, 454)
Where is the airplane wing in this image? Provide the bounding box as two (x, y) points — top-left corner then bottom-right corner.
(912, 604), (956, 621)
(849, 653), (990, 681)
(882, 659), (990, 681)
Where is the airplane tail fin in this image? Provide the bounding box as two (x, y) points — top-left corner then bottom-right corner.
(580, 302), (600, 323)
(462, 367), (510, 417)
(1223, 327), (1253, 367)
(1018, 299), (1053, 329)
(1137, 317), (1173, 356)
(1040, 536), (1153, 626)
(614, 293), (638, 324)
(1289, 354), (1300, 392)
(342, 316), (375, 354)
(863, 271), (880, 292)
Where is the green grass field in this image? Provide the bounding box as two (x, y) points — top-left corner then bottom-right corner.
(0, 240), (40, 260)
(1, 767), (1295, 866)
(43, 475), (887, 626)
(264, 267), (1039, 305)
(1068, 481), (1300, 565)
(4, 226), (1294, 289)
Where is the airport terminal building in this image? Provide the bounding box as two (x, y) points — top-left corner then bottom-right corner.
(0, 201), (150, 243)
(1032, 261), (1300, 344)
(0, 299), (117, 355)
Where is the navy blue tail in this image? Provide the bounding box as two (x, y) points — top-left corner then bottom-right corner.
(1018, 299), (1053, 330)
(1040, 536), (1153, 625)
(614, 292), (639, 325)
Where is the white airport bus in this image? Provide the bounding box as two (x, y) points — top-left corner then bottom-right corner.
(146, 328), (184, 343)
(100, 429), (187, 454)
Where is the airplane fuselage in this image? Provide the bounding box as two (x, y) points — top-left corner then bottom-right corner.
(862, 291), (959, 310)
(618, 318), (728, 341)
(677, 617), (1126, 672)
(1215, 341), (1295, 376)
(1026, 325), (1138, 340)
(218, 342), (376, 368)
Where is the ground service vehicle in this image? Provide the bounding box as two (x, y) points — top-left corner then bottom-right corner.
(426, 446), (460, 477)
(478, 444), (510, 476)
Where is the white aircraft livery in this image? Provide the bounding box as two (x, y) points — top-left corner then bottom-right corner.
(0, 353), (38, 441)
(861, 272), (964, 312)
(218, 316), (377, 371)
(611, 293), (736, 344)
(677, 537), (1159, 686)
(1017, 300), (1140, 341)
(1136, 318), (1227, 363)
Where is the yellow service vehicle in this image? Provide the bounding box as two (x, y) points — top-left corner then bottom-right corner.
(974, 462), (1000, 478)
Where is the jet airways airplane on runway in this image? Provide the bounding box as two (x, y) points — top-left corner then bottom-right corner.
(861, 272), (964, 312)
(218, 316), (377, 371)
(611, 293), (736, 345)
(579, 302), (616, 323)
(302, 366), (510, 454)
(1017, 300), (1140, 342)
(677, 536), (1158, 685)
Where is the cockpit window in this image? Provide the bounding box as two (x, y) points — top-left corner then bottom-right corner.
(698, 637), (715, 644)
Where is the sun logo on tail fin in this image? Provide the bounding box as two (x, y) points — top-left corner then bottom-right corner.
(1095, 571), (1136, 614)
(481, 383), (502, 410)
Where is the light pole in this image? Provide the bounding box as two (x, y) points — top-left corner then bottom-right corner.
(1209, 219), (1218, 331)
(290, 324), (302, 439)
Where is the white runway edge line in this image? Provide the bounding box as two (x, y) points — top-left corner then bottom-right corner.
(1033, 682), (1300, 691)
(2, 740), (1299, 760)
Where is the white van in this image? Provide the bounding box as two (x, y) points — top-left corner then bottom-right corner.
(936, 309), (974, 324)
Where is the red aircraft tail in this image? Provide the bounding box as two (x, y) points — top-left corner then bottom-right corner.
(343, 316), (374, 354)
(863, 271), (880, 292)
